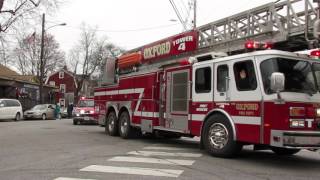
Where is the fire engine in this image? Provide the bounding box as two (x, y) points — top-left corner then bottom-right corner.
(95, 0), (320, 157)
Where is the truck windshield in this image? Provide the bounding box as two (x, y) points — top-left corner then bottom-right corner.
(78, 100), (94, 107)
(260, 58), (317, 95)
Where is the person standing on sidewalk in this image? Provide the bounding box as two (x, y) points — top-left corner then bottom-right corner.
(55, 103), (61, 120)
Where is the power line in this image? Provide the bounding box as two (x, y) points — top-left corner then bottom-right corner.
(62, 23), (180, 33)
(169, 0), (188, 30)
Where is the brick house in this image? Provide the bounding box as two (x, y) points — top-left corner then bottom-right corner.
(45, 67), (77, 108)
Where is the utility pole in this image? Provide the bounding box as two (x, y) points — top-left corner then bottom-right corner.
(39, 13), (45, 104)
(193, 0), (197, 29)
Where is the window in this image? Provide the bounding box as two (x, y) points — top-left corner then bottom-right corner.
(195, 67), (212, 93)
(59, 72), (64, 79)
(60, 84), (66, 93)
(0, 100), (6, 107)
(59, 99), (65, 108)
(49, 81), (55, 86)
(234, 61), (257, 91)
(217, 65), (229, 92)
(5, 100), (20, 107)
(261, 58), (316, 94)
(78, 100), (94, 107)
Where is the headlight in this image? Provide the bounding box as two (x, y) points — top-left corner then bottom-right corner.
(76, 114), (80, 117)
(80, 110), (85, 114)
(289, 119), (305, 128)
(316, 108), (320, 117)
(90, 110), (94, 114)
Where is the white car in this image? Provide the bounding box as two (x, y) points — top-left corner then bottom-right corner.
(0, 99), (23, 121)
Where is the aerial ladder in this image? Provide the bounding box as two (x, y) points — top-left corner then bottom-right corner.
(197, 0), (320, 54)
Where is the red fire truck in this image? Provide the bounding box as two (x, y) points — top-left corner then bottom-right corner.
(95, 0), (320, 157)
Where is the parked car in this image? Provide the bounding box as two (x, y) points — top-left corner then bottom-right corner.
(24, 104), (56, 120)
(0, 99), (23, 121)
(73, 98), (97, 125)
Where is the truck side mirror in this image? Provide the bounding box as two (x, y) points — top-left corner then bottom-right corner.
(270, 72), (285, 101)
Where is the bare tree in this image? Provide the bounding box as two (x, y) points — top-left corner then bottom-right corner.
(0, 0), (61, 33)
(13, 32), (65, 81)
(70, 23), (124, 102)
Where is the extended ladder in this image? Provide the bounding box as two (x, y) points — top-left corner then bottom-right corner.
(197, 0), (319, 53)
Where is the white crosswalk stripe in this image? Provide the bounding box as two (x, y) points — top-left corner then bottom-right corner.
(54, 145), (202, 179)
(54, 178), (96, 180)
(80, 165), (184, 178)
(127, 150), (202, 157)
(143, 146), (185, 151)
(108, 156), (195, 165)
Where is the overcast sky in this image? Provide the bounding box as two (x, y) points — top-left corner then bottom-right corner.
(49, 0), (276, 53)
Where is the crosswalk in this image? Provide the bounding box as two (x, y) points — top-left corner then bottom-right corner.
(54, 144), (202, 179)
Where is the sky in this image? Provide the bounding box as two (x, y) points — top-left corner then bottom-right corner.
(48, 0), (277, 54)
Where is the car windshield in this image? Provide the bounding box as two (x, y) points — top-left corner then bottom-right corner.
(78, 100), (94, 107)
(32, 105), (47, 110)
(260, 58), (317, 95)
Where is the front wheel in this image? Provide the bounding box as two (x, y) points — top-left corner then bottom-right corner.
(202, 114), (242, 158)
(271, 147), (300, 155)
(15, 113), (21, 121)
(105, 111), (118, 136)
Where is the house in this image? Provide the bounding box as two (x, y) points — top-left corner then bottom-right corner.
(0, 64), (57, 110)
(45, 66), (77, 108)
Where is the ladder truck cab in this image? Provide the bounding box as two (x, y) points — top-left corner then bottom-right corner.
(95, 0), (320, 157)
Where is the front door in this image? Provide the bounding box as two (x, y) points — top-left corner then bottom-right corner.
(164, 69), (190, 132)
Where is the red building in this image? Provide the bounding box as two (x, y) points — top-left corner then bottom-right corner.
(45, 67), (77, 107)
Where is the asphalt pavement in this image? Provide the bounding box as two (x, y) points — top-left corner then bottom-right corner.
(0, 119), (320, 180)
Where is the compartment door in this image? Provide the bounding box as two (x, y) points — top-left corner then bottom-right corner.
(165, 69), (190, 132)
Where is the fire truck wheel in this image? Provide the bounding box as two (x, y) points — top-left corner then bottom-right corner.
(270, 147), (300, 155)
(203, 114), (242, 158)
(105, 111), (118, 136)
(119, 111), (133, 139)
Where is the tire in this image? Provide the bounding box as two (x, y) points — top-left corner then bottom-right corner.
(118, 111), (134, 139)
(73, 120), (77, 125)
(15, 113), (21, 121)
(271, 147), (301, 155)
(202, 114), (242, 158)
(105, 111), (118, 136)
(42, 114), (47, 120)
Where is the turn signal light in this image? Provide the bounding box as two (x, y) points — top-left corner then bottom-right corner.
(289, 107), (305, 117)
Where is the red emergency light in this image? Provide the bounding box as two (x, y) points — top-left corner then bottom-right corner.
(310, 50), (320, 58)
(245, 40), (273, 50)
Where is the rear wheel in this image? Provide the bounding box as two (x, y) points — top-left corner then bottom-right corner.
(271, 147), (300, 155)
(119, 111), (134, 139)
(42, 114), (46, 120)
(15, 113), (21, 121)
(202, 114), (242, 158)
(105, 111), (118, 136)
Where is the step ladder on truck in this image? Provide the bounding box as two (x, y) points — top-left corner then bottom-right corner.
(94, 0), (320, 157)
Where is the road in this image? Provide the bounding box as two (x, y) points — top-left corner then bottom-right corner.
(0, 119), (320, 180)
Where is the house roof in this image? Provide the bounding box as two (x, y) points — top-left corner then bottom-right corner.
(0, 64), (55, 88)
(0, 64), (20, 77)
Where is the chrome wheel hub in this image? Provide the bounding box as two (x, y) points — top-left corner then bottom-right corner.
(208, 123), (229, 149)
(108, 116), (115, 132)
